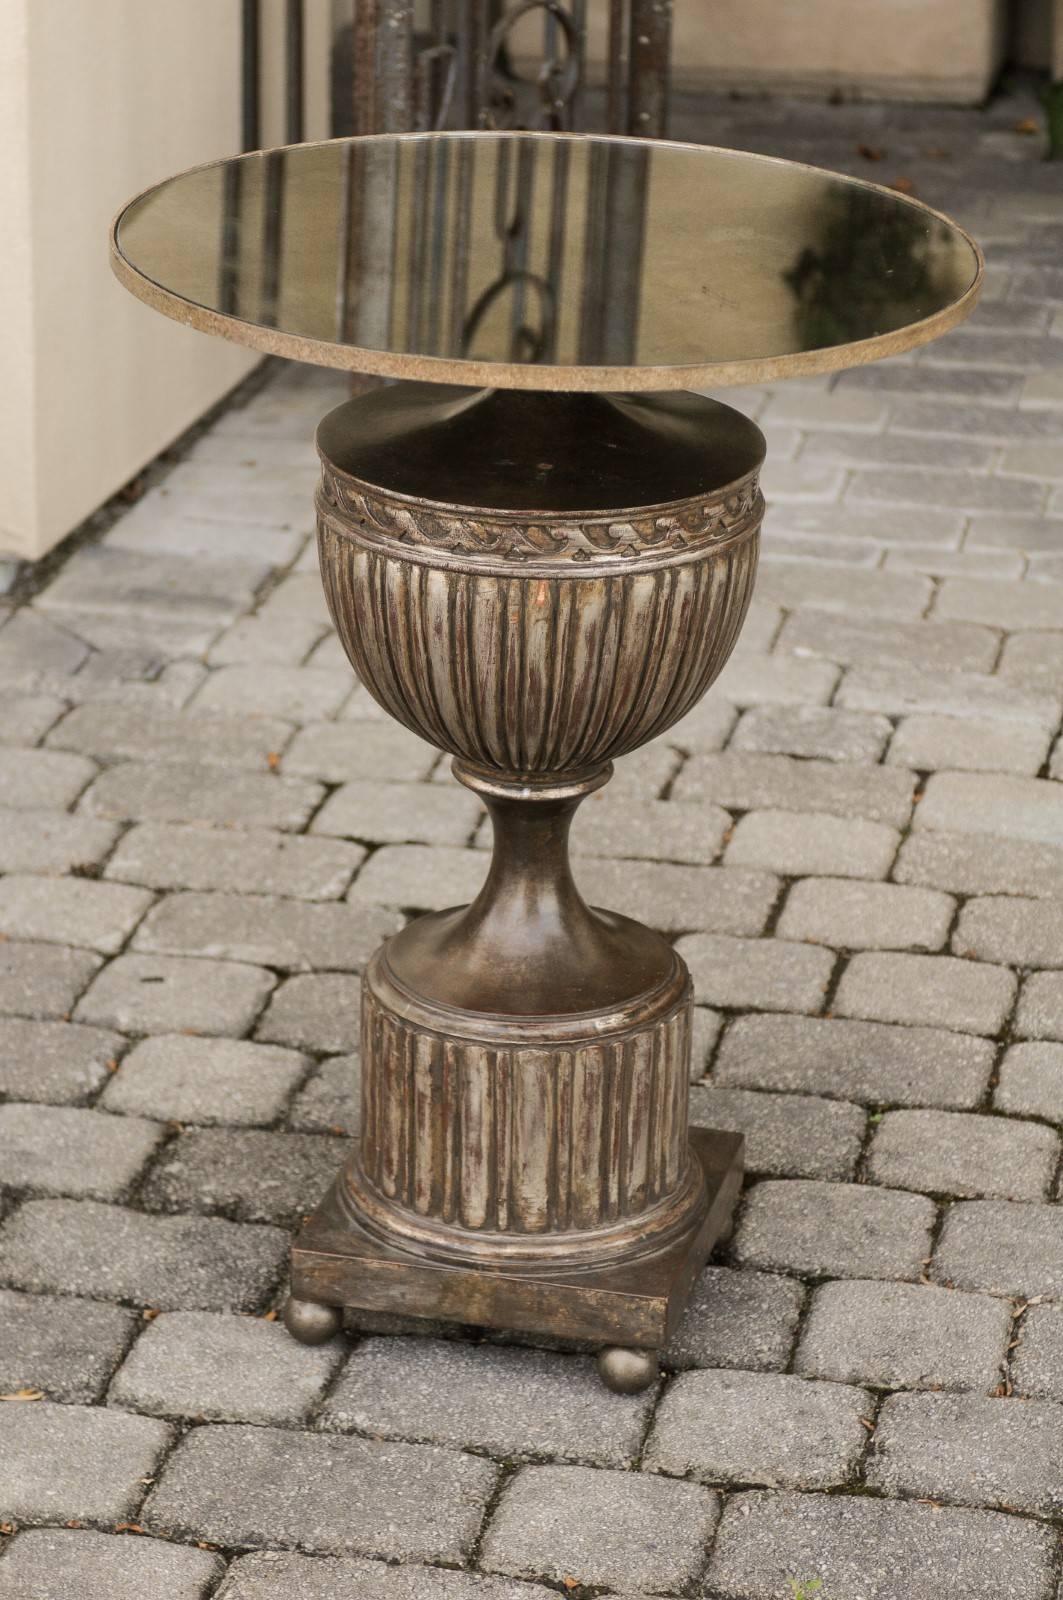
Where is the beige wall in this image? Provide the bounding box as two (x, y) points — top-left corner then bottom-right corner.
(0, 0), (331, 563)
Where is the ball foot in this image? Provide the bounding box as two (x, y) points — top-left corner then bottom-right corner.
(283, 1295), (342, 1346)
(597, 1346), (659, 1394)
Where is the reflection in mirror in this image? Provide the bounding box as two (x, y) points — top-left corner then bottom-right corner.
(116, 133), (981, 376)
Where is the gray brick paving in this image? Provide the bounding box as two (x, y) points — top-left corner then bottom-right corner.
(677, 933), (834, 1014)
(47, 701), (293, 770)
(133, 891), (399, 973)
(0, 1528), (223, 1600)
(645, 1368), (870, 1490)
(714, 1013), (994, 1108)
(110, 1310), (344, 1424)
(994, 1042), (1063, 1122)
(256, 973), (361, 1053)
(75, 953), (276, 1036)
(105, 821), (364, 899)
(706, 1490), (1056, 1600)
(0, 874), (153, 955)
(777, 877), (954, 952)
(0, 1103), (163, 1202)
(101, 1034), (309, 1125)
(734, 1180), (936, 1281)
(0, 747), (98, 810)
(795, 1280), (1011, 1395)
(82, 761), (324, 831)
(834, 951), (1016, 1035)
(887, 712), (1053, 775)
(144, 1423), (498, 1563)
(867, 1109), (1059, 1202)
(955, 897), (1063, 968)
(321, 1337), (653, 1467)
(0, 1199), (287, 1310)
(2, 105), (1063, 1600)
(689, 1084), (865, 1180)
(216, 1554), (558, 1600)
(724, 808), (900, 879)
(141, 1127), (344, 1223)
(1010, 1305), (1063, 1408)
(1016, 972), (1063, 1043)
(932, 1200), (1063, 1301)
(0, 1400), (172, 1524)
(677, 751), (916, 826)
(0, 941), (102, 1020)
(479, 1464), (718, 1593)
(0, 1288), (137, 1403)
(868, 1391), (1063, 1517)
(0, 1017), (122, 1104)
(663, 1264), (804, 1372)
(730, 703), (892, 763)
(0, 808), (120, 876)
(895, 829), (1063, 900)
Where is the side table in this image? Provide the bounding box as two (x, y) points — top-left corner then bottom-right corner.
(112, 130), (981, 1391)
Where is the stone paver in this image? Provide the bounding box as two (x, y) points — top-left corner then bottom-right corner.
(663, 1264), (804, 1372)
(479, 1464), (718, 1593)
(321, 1337), (653, 1467)
(82, 762), (324, 831)
(887, 713), (1052, 775)
(0, 1199), (287, 1311)
(724, 809), (900, 879)
(288, 1053), (359, 1135)
(48, 701), (293, 770)
(795, 1280), (1010, 1395)
(0, 941), (102, 1020)
(110, 1310), (344, 1424)
(689, 1084), (865, 1179)
(105, 822), (364, 899)
(932, 1200), (1063, 1300)
(677, 933), (833, 1014)
(0, 1288), (136, 1403)
(101, 1034), (309, 1125)
(0, 1400), (171, 1524)
(0, 747), (98, 810)
(916, 771), (1063, 847)
(734, 1180), (936, 1282)
(676, 752), (917, 828)
(868, 1392), (1063, 1517)
(835, 951), (1016, 1035)
(895, 829), (1063, 900)
(312, 779), (482, 847)
(0, 808), (120, 875)
(0, 873), (153, 954)
(142, 1127), (344, 1223)
(75, 953), (276, 1036)
(1016, 972), (1063, 1042)
(284, 719), (439, 783)
(645, 1367), (870, 1489)
(706, 1490), (1056, 1600)
(145, 1424), (498, 1563)
(867, 1109), (1059, 1201)
(0, 1103), (163, 1201)
(994, 1041), (1063, 1121)
(714, 1013), (993, 1108)
(0, 1528), (223, 1600)
(1011, 1305), (1063, 1402)
(777, 877), (954, 952)
(731, 703), (891, 763)
(256, 973), (361, 1053)
(955, 896), (1063, 968)
(216, 1555), (559, 1600)
(0, 1017), (122, 1104)
(133, 891), (399, 974)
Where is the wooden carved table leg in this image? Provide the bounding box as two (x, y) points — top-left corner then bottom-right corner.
(284, 381), (764, 1391)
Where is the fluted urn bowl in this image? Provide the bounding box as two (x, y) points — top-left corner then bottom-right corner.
(317, 382), (765, 779)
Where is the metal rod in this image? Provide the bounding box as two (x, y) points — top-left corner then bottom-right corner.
(627, 0), (671, 136)
(285, 0), (305, 143)
(242, 0), (261, 151)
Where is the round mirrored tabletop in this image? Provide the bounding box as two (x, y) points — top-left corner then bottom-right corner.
(112, 131), (982, 393)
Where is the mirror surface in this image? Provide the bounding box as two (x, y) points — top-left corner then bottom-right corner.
(114, 132), (982, 390)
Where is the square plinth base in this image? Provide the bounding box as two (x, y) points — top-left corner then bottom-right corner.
(290, 1127), (744, 1350)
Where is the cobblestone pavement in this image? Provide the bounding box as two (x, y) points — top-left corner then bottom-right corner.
(2, 89), (1063, 1600)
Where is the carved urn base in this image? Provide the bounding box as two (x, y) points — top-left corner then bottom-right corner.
(287, 382), (763, 1382)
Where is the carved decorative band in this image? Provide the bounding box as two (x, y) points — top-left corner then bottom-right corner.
(318, 462), (763, 566)
(344, 955), (703, 1265)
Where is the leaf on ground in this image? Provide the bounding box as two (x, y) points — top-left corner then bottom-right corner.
(858, 143), (885, 160)
(1015, 117), (1041, 135)
(0, 1389), (44, 1402)
(889, 176), (915, 194)
(113, 1522), (147, 1535)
